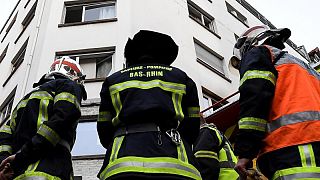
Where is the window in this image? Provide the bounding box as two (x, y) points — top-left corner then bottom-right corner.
(0, 88), (16, 124)
(234, 33), (239, 40)
(188, 1), (216, 33)
(64, 1), (116, 24)
(56, 47), (115, 81)
(1, 13), (17, 43)
(11, 39), (28, 74)
(0, 44), (9, 63)
(71, 121), (105, 156)
(201, 88), (228, 117)
(226, 2), (248, 26)
(194, 39), (225, 76)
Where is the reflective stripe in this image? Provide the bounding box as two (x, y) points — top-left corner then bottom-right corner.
(109, 80), (186, 95)
(0, 124), (12, 134)
(267, 111), (320, 133)
(26, 160), (40, 172)
(29, 91), (53, 100)
(172, 93), (184, 122)
(100, 157), (201, 180)
(187, 107), (200, 118)
(37, 99), (50, 130)
(54, 92), (80, 110)
(177, 140), (188, 163)
(298, 144), (316, 167)
(14, 171), (61, 180)
(109, 136), (124, 163)
(194, 150), (218, 160)
(0, 145), (12, 154)
(272, 167), (320, 180)
(220, 161), (236, 168)
(111, 93), (122, 126)
(11, 99), (29, 130)
(37, 124), (61, 146)
(240, 70), (276, 86)
(239, 117), (267, 132)
(98, 111), (112, 122)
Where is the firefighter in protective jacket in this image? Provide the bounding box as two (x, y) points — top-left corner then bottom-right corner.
(97, 30), (202, 180)
(194, 116), (238, 180)
(231, 25), (320, 179)
(0, 56), (87, 180)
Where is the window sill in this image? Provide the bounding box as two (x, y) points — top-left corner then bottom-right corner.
(2, 68), (18, 87)
(228, 12), (249, 28)
(58, 18), (117, 28)
(197, 59), (232, 83)
(84, 78), (105, 83)
(189, 16), (221, 39)
(72, 154), (104, 160)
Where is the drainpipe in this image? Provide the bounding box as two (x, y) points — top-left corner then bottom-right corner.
(20, 0), (47, 97)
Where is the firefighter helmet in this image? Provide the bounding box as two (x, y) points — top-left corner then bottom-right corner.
(47, 56), (86, 84)
(230, 25), (291, 69)
(124, 30), (179, 66)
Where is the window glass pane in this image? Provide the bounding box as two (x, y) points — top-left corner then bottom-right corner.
(203, 16), (214, 31)
(96, 55), (112, 78)
(195, 43), (224, 73)
(188, 5), (202, 23)
(84, 4), (115, 22)
(72, 122), (105, 156)
(0, 98), (14, 123)
(65, 6), (83, 23)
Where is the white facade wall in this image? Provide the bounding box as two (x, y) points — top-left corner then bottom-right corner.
(0, 0), (309, 178)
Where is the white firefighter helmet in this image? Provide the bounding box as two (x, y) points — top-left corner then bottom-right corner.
(230, 25), (291, 69)
(47, 56), (86, 84)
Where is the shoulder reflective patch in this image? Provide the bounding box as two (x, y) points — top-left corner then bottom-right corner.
(109, 80), (186, 95)
(0, 145), (12, 154)
(240, 70), (276, 87)
(239, 117), (267, 132)
(54, 92), (80, 110)
(37, 124), (61, 146)
(187, 107), (200, 118)
(29, 91), (53, 100)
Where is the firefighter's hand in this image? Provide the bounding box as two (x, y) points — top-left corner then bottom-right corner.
(0, 163), (14, 180)
(0, 155), (15, 172)
(234, 158), (252, 180)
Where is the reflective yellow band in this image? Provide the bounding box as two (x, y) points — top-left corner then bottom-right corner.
(26, 160), (40, 172)
(54, 92), (80, 110)
(37, 99), (50, 130)
(195, 150), (218, 160)
(109, 80), (186, 95)
(187, 107), (200, 118)
(37, 124), (61, 146)
(177, 140), (188, 163)
(111, 93), (122, 126)
(0, 145), (12, 154)
(11, 99), (29, 131)
(0, 124), (12, 134)
(272, 167), (320, 180)
(29, 91), (53, 100)
(298, 144), (316, 167)
(239, 117), (267, 132)
(14, 171), (61, 180)
(98, 111), (112, 122)
(100, 156), (201, 180)
(109, 136), (125, 163)
(240, 70), (276, 86)
(172, 93), (184, 122)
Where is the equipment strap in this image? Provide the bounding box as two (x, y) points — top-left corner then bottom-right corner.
(114, 123), (160, 137)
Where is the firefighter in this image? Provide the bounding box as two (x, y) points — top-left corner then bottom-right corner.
(0, 56), (87, 180)
(231, 25), (320, 179)
(194, 114), (239, 180)
(97, 30), (202, 180)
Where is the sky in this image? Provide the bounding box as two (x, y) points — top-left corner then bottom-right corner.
(0, 0), (319, 51)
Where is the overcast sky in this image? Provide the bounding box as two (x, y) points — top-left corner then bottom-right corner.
(0, 0), (319, 51)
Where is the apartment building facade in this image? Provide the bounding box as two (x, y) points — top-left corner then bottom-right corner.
(0, 0), (308, 179)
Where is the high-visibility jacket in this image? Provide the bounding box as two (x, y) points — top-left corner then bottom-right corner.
(234, 45), (320, 179)
(97, 63), (201, 180)
(0, 78), (83, 180)
(194, 123), (238, 180)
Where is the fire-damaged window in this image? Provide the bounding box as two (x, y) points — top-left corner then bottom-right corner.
(64, 1), (116, 24)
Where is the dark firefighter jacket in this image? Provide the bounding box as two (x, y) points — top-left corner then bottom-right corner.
(0, 78), (83, 180)
(194, 123), (238, 180)
(97, 63), (201, 180)
(234, 45), (320, 179)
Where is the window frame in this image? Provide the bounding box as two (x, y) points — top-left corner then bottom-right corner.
(1, 13), (18, 43)
(226, 1), (249, 27)
(0, 87), (16, 127)
(0, 44), (9, 63)
(56, 46), (115, 82)
(201, 87), (228, 117)
(187, 0), (220, 38)
(60, 0), (117, 27)
(194, 38), (231, 82)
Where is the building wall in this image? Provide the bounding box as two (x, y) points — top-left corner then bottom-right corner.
(72, 158), (103, 180)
